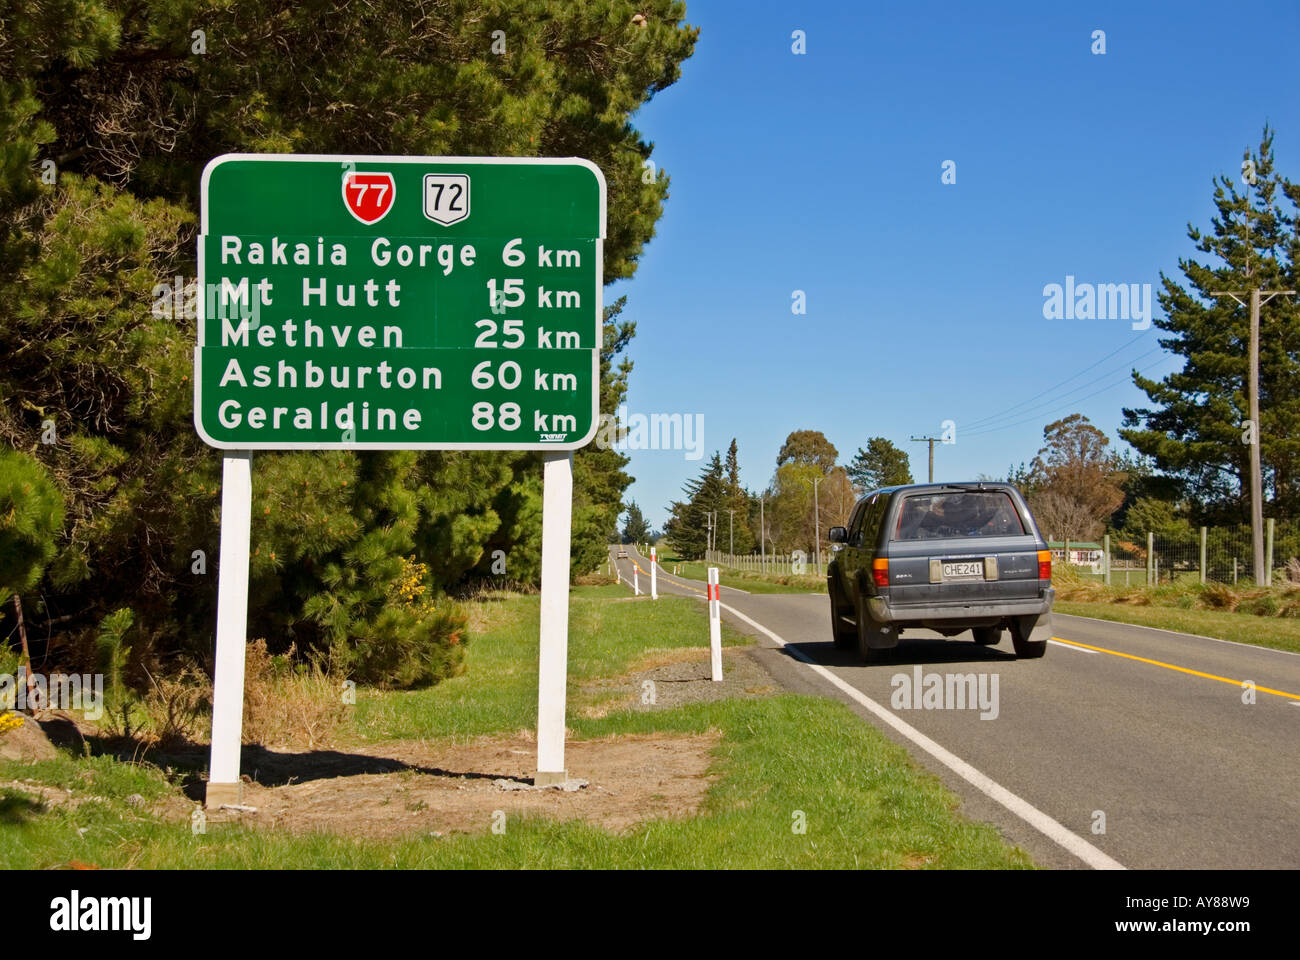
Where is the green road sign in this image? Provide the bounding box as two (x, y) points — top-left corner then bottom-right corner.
(194, 154), (605, 450)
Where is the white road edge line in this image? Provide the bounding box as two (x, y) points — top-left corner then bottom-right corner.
(715, 599), (1126, 871)
(1049, 639), (1097, 654)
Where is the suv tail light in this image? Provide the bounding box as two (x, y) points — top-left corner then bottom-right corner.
(872, 558), (890, 587)
(1037, 550), (1052, 580)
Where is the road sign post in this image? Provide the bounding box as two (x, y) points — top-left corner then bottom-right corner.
(196, 154), (604, 804)
(707, 567), (722, 682)
(535, 450), (573, 785)
(206, 451), (252, 807)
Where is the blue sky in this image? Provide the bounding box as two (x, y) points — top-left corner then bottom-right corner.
(608, 0), (1300, 530)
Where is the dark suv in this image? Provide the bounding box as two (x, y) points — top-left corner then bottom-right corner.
(827, 482), (1054, 662)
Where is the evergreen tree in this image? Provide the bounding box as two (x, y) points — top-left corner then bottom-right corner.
(569, 296), (637, 576)
(0, 1), (698, 684)
(719, 438), (754, 554)
(662, 452), (726, 559)
(1121, 127), (1300, 521)
(725, 439), (741, 489)
(847, 438), (913, 492)
(0, 450), (63, 598)
(622, 502), (650, 543)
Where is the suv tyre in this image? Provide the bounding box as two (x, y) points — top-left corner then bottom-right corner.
(828, 576), (856, 649)
(855, 587), (891, 664)
(1011, 620), (1047, 658)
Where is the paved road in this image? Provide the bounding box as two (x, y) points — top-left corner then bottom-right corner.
(609, 545), (1300, 869)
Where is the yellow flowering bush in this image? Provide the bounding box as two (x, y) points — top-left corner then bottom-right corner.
(0, 711), (24, 737)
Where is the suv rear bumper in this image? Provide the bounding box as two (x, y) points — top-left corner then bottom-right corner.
(867, 586), (1055, 625)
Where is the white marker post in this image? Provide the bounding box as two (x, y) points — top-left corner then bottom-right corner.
(206, 452), (253, 808)
(634, 566), (640, 596)
(650, 547), (658, 599)
(708, 566), (723, 682)
(535, 451), (573, 786)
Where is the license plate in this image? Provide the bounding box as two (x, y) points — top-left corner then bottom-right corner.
(942, 561), (984, 580)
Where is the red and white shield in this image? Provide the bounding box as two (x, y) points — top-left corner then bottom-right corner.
(342, 171), (395, 225)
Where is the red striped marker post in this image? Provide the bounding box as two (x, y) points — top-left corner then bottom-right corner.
(707, 567), (723, 681)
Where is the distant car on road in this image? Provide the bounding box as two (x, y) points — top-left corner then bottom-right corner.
(617, 548), (628, 559)
(827, 482), (1054, 662)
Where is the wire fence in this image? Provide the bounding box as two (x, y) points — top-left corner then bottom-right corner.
(1064, 519), (1300, 586)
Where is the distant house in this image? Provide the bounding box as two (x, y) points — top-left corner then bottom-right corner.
(1047, 541), (1104, 572)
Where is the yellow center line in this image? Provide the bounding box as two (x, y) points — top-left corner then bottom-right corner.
(1052, 637), (1300, 701)
(617, 553), (707, 595)
(656, 567), (710, 595)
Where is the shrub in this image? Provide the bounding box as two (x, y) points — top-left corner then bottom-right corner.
(239, 640), (352, 750)
(1240, 594), (1281, 617)
(0, 449), (64, 597)
(315, 556), (469, 689)
(1200, 583), (1238, 610)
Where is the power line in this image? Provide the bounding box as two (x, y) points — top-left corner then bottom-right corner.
(963, 343), (1167, 434)
(963, 332), (1159, 432)
(961, 355), (1180, 438)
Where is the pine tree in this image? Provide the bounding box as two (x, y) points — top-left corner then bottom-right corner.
(622, 502), (650, 543)
(0, 1), (699, 684)
(1121, 126), (1300, 521)
(662, 453), (726, 559)
(720, 438), (754, 554)
(847, 438), (913, 492)
(725, 439), (741, 489)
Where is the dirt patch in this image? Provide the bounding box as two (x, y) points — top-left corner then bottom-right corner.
(198, 731), (721, 839)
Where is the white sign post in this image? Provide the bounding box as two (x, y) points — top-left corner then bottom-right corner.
(708, 566), (723, 682)
(650, 547), (658, 599)
(206, 452), (253, 807)
(535, 451), (573, 785)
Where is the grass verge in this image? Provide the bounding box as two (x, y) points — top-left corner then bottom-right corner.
(1053, 565), (1300, 653)
(0, 588), (1032, 869)
(1054, 602), (1300, 654)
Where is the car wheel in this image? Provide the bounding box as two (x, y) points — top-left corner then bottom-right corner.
(972, 626), (1001, 646)
(828, 576), (856, 649)
(855, 588), (890, 664)
(1010, 621), (1047, 658)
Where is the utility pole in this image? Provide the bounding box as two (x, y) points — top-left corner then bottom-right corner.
(1208, 286), (1292, 584)
(727, 509), (735, 559)
(1207, 163), (1295, 585)
(803, 475), (822, 573)
(760, 495), (766, 573)
(814, 476), (822, 573)
(911, 436), (940, 483)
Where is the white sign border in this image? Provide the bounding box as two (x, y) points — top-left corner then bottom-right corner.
(194, 153), (606, 452)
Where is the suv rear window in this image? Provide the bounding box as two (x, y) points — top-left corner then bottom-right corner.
(893, 491), (1025, 540)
